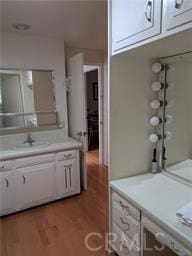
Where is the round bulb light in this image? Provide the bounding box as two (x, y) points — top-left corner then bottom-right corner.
(165, 115), (173, 124)
(150, 116), (162, 126)
(165, 131), (172, 140)
(152, 63), (163, 73)
(151, 81), (163, 92)
(149, 134), (160, 143)
(150, 99), (162, 109)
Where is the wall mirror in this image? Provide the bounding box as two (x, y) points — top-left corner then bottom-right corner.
(0, 69), (59, 132)
(161, 52), (192, 183)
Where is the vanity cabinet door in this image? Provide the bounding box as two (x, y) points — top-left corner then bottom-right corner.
(164, 0), (192, 31)
(16, 162), (56, 209)
(0, 172), (16, 215)
(56, 158), (80, 198)
(111, 0), (161, 53)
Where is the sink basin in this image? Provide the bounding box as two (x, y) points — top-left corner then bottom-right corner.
(12, 142), (50, 151)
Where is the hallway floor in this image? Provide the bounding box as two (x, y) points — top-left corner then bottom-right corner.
(0, 150), (109, 256)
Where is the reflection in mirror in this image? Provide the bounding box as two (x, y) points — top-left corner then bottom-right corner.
(162, 52), (192, 183)
(0, 69), (58, 130)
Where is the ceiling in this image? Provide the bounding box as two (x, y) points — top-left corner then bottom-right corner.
(1, 0), (107, 50)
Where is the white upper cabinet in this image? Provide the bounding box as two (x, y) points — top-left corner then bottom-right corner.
(163, 0), (192, 31)
(111, 0), (162, 52)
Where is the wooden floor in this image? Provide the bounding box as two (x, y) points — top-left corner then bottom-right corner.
(0, 150), (109, 256)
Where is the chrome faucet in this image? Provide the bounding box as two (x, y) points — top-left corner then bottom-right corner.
(23, 134), (35, 146)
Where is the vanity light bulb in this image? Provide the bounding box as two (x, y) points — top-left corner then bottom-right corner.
(150, 100), (162, 109)
(148, 134), (161, 144)
(165, 115), (173, 124)
(167, 100), (174, 108)
(150, 116), (162, 126)
(151, 81), (163, 92)
(165, 131), (172, 140)
(152, 63), (163, 73)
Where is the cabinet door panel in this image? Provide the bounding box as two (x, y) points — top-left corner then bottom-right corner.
(112, 0), (161, 52)
(57, 159), (80, 198)
(0, 172), (16, 215)
(17, 163), (56, 209)
(164, 0), (192, 30)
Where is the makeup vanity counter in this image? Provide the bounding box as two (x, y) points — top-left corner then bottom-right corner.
(110, 173), (192, 256)
(0, 137), (82, 216)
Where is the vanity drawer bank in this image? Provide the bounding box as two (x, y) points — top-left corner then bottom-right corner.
(0, 138), (81, 216)
(110, 173), (192, 256)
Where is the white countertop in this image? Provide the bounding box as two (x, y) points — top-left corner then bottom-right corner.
(0, 137), (82, 160)
(111, 173), (192, 250)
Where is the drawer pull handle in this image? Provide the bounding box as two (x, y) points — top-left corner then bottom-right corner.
(175, 0), (184, 9)
(119, 201), (130, 214)
(145, 0), (152, 22)
(0, 165), (5, 169)
(121, 242), (130, 253)
(22, 175), (26, 184)
(120, 217), (130, 230)
(5, 178), (9, 187)
(64, 164), (72, 168)
(64, 154), (72, 158)
(170, 240), (183, 254)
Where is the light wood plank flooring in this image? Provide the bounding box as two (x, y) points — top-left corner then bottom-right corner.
(0, 150), (109, 256)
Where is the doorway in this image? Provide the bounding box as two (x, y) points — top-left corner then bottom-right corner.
(84, 65), (103, 165)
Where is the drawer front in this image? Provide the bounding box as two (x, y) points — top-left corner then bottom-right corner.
(111, 225), (140, 256)
(0, 160), (14, 172)
(112, 202), (140, 247)
(112, 192), (140, 221)
(56, 150), (77, 161)
(15, 154), (55, 168)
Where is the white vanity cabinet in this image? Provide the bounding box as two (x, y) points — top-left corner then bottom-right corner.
(163, 0), (192, 31)
(16, 162), (56, 210)
(0, 148), (80, 216)
(111, 0), (162, 52)
(0, 171), (16, 215)
(111, 191), (141, 255)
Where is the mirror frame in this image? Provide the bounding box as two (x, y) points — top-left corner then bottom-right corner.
(0, 68), (61, 134)
(160, 51), (192, 185)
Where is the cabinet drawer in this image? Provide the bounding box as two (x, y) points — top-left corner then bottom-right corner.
(15, 154), (55, 168)
(111, 225), (140, 256)
(112, 192), (140, 221)
(0, 160), (14, 172)
(142, 216), (192, 256)
(112, 202), (140, 247)
(56, 150), (77, 161)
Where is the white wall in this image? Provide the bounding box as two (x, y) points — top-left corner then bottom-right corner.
(110, 55), (157, 180)
(66, 47), (104, 65)
(1, 32), (67, 136)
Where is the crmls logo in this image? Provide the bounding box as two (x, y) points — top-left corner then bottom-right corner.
(84, 231), (178, 254)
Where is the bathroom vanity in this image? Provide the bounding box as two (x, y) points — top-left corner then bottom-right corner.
(110, 173), (192, 256)
(0, 138), (81, 216)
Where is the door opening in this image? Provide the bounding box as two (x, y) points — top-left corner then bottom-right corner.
(84, 65), (103, 165)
